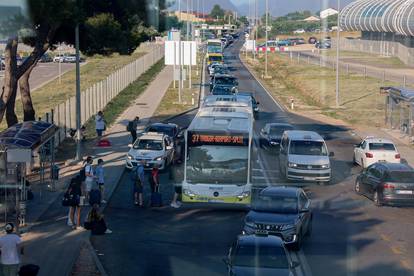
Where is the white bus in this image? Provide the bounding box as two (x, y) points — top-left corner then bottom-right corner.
(182, 106), (254, 205)
(202, 95), (253, 114)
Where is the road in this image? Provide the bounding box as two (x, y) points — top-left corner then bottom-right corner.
(0, 62), (75, 91)
(91, 38), (414, 276)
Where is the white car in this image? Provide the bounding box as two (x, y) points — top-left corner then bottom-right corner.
(53, 54), (65, 63)
(126, 132), (174, 170)
(293, 29), (306, 34)
(353, 137), (400, 168)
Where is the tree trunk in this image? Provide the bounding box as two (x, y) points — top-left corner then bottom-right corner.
(5, 84), (18, 126)
(0, 37), (18, 126)
(19, 63), (36, 121)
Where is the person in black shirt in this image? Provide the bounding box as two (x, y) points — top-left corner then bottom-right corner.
(68, 176), (82, 230)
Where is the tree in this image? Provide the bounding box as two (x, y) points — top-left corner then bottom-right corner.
(0, 0), (167, 128)
(238, 16), (249, 26)
(210, 4), (225, 20)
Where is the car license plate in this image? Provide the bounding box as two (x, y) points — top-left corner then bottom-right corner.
(396, 190), (413, 195)
(255, 230), (268, 235)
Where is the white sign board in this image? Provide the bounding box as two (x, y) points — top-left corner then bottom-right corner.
(245, 40), (256, 51)
(165, 41), (197, 66)
(7, 148), (32, 163)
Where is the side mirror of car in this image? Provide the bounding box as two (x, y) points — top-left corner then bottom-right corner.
(329, 152), (335, 157)
(290, 261), (300, 268)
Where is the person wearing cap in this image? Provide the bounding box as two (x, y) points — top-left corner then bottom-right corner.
(0, 223), (23, 276)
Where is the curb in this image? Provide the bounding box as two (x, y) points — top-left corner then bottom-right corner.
(86, 240), (109, 276)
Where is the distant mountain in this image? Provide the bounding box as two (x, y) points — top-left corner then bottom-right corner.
(234, 0), (355, 16)
(167, 0), (239, 14)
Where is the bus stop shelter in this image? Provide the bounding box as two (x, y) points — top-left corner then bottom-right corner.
(0, 121), (58, 229)
(381, 87), (414, 142)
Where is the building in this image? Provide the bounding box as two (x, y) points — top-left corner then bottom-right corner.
(340, 0), (414, 46)
(303, 16), (320, 22)
(172, 11), (207, 23)
(320, 8), (338, 19)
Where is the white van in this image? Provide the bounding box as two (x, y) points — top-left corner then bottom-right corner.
(279, 130), (334, 183)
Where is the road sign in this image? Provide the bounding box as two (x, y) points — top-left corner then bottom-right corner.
(245, 33), (250, 39)
(165, 41), (197, 66)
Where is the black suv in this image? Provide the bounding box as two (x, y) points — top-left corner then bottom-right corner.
(243, 187), (312, 250)
(210, 74), (238, 92)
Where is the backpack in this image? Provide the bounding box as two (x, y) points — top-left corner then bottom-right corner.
(79, 166), (86, 181)
(126, 121), (134, 132)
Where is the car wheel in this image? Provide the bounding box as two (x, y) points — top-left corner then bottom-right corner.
(355, 180), (361, 194)
(373, 190), (382, 206)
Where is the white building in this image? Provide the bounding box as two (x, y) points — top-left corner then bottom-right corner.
(320, 8), (338, 19)
(303, 16), (320, 22)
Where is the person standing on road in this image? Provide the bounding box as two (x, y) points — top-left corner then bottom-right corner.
(95, 159), (106, 204)
(127, 116), (140, 144)
(95, 111), (106, 138)
(133, 160), (145, 207)
(0, 223), (23, 276)
(68, 176), (82, 229)
(150, 164), (160, 193)
(84, 156), (95, 204)
(170, 184), (182, 208)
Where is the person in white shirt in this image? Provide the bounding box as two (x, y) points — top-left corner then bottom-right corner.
(0, 223), (23, 276)
(84, 156), (95, 203)
(95, 111), (106, 137)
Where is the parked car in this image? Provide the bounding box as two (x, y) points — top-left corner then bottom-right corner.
(259, 123), (295, 150)
(355, 163), (414, 206)
(224, 234), (299, 276)
(243, 186), (312, 250)
(353, 137), (400, 168)
(287, 37), (306, 45)
(53, 54), (66, 63)
(63, 54), (77, 63)
(277, 40), (292, 47)
(125, 132), (174, 170)
(39, 53), (53, 63)
(293, 29), (306, 34)
(315, 40), (331, 49)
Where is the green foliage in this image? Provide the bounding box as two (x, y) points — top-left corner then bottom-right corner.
(239, 16), (249, 26)
(210, 4), (225, 19)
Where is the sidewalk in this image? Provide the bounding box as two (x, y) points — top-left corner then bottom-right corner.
(20, 65), (173, 276)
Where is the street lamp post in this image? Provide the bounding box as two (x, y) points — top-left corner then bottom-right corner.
(75, 23), (81, 161)
(335, 0), (340, 107)
(265, 0), (269, 77)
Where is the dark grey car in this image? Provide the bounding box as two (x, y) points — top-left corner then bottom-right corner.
(243, 187), (312, 250)
(259, 123), (295, 151)
(355, 162), (414, 206)
(224, 235), (298, 276)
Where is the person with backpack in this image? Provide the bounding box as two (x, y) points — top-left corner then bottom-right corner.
(127, 116), (140, 144)
(67, 177), (82, 230)
(131, 160), (145, 207)
(84, 204), (112, 235)
(0, 223), (23, 276)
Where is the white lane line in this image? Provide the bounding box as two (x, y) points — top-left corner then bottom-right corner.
(252, 168), (281, 173)
(238, 52), (286, 112)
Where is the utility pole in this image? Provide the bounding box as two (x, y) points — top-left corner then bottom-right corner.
(75, 24), (81, 161)
(265, 0), (269, 77)
(253, 0), (257, 60)
(335, 0), (340, 107)
(178, 0), (182, 103)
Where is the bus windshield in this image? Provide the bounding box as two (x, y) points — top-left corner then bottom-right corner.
(186, 145), (248, 184)
(209, 56), (223, 62)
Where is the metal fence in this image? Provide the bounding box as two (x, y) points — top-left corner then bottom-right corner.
(41, 42), (164, 148)
(283, 51), (414, 88)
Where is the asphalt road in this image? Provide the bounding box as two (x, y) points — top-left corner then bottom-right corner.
(92, 39), (414, 276)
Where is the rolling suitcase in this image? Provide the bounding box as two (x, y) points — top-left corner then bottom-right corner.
(151, 185), (162, 207)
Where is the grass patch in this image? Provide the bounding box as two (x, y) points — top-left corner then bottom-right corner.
(83, 58), (165, 137)
(244, 53), (400, 127)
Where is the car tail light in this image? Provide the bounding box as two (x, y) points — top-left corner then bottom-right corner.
(395, 154), (400, 159)
(383, 183), (395, 189)
(365, 152), (374, 158)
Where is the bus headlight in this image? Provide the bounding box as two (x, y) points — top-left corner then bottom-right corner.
(288, 162), (298, 168)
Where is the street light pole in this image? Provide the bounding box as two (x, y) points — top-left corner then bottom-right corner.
(335, 0), (340, 107)
(75, 23), (81, 161)
(265, 0), (269, 77)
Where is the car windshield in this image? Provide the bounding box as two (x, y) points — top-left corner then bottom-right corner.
(146, 125), (175, 137)
(186, 145), (248, 184)
(233, 244), (289, 269)
(215, 77), (236, 85)
(252, 195), (298, 213)
(289, 140), (328, 156)
(133, 139), (163, 151)
(384, 171), (414, 183)
(369, 143), (396, 151)
(212, 88), (232, 95)
(269, 125), (293, 136)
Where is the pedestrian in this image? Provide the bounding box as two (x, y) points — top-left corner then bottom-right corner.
(95, 111), (106, 138)
(170, 184), (182, 208)
(84, 204), (112, 235)
(0, 223), (23, 276)
(84, 156), (95, 203)
(132, 160), (145, 207)
(68, 176), (82, 229)
(127, 116), (140, 144)
(150, 164), (160, 193)
(95, 159), (106, 204)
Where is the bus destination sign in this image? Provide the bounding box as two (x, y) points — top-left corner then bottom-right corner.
(188, 131), (249, 146)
